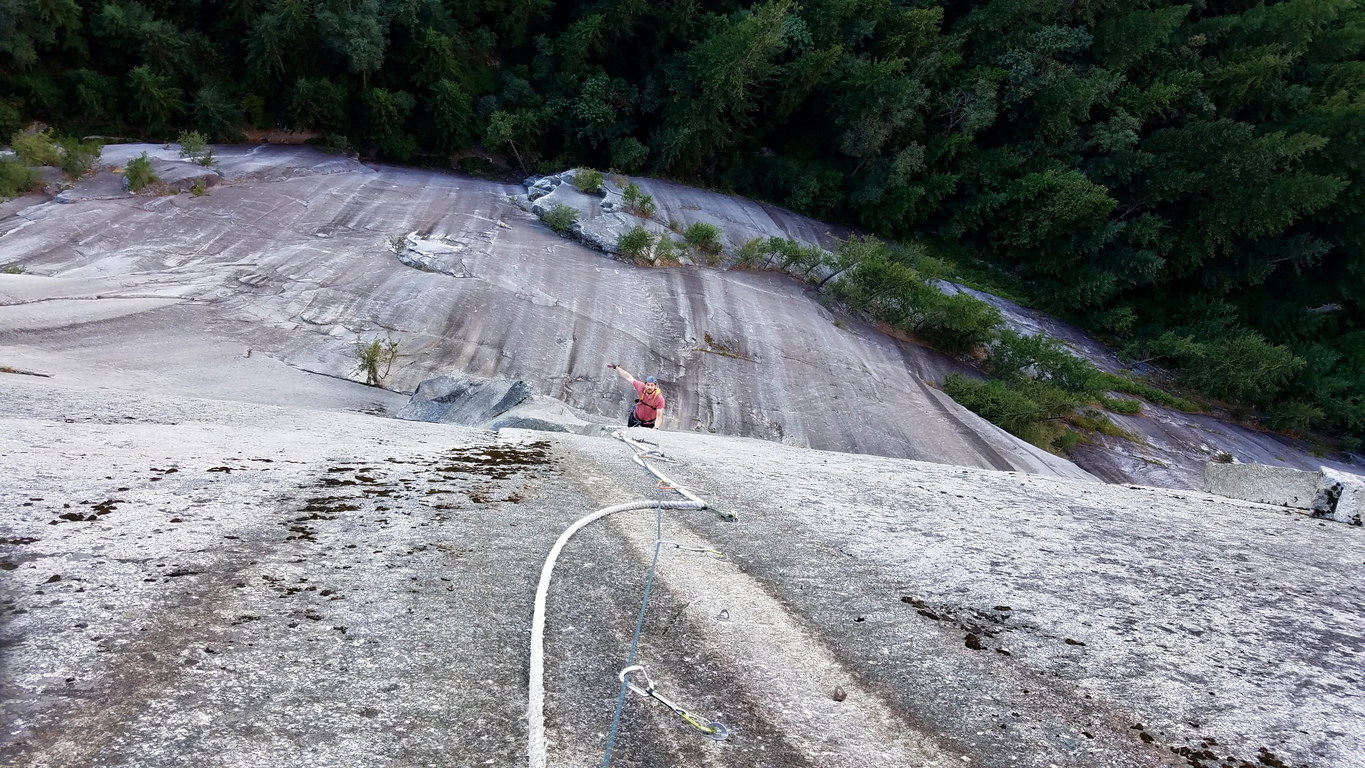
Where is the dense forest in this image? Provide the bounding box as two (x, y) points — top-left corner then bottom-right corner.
(2, 0), (1363, 446)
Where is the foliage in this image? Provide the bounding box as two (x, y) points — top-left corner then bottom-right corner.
(1097, 373), (1203, 413)
(943, 373), (1081, 448)
(621, 183), (656, 217)
(0, 158), (38, 198)
(653, 236), (679, 263)
(541, 203), (577, 234)
(2, 264), (25, 274)
(916, 292), (1003, 355)
(1140, 331), (1305, 406)
(124, 152), (156, 191)
(1068, 408), (1135, 439)
(190, 178), (207, 196)
(57, 137), (100, 177)
(734, 238), (768, 268)
(1097, 396), (1142, 415)
(12, 129), (62, 167)
(683, 222), (722, 254)
(14, 128), (100, 181)
(353, 337), (400, 387)
(177, 130), (207, 161)
(988, 331), (1100, 396)
(572, 167), (604, 195)
(617, 225), (653, 261)
(0, 0), (1361, 443)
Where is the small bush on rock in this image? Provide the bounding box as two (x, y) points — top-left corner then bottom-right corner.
(354, 337), (400, 386)
(125, 153), (157, 191)
(178, 130), (208, 161)
(617, 225), (653, 261)
(58, 137), (100, 177)
(12, 129), (62, 167)
(573, 167), (604, 195)
(621, 182), (656, 217)
(542, 203), (577, 234)
(735, 237), (767, 267)
(0, 158), (38, 198)
(683, 221), (722, 253)
(654, 236), (679, 263)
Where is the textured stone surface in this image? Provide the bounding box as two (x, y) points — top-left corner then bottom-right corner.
(1203, 462), (1322, 509)
(0, 375), (1360, 768)
(0, 144), (1090, 481)
(396, 373), (532, 425)
(1316, 468), (1365, 525)
(1, 145), (1363, 768)
(1203, 462), (1365, 526)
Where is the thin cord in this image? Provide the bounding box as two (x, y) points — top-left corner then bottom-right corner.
(601, 490), (666, 767)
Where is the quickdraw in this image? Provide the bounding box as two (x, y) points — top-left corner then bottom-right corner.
(618, 665), (730, 741)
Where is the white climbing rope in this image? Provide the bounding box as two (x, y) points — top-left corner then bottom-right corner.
(526, 430), (708, 768)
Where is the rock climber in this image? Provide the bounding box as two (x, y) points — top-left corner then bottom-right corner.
(607, 363), (665, 429)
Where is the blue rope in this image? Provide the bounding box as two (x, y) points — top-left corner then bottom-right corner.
(600, 491), (666, 767)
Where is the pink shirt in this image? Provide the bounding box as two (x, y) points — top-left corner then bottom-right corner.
(632, 381), (665, 420)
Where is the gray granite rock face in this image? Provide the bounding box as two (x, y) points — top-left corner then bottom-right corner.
(1204, 461), (1364, 525)
(391, 233), (471, 277)
(1203, 462), (1320, 509)
(1, 376), (1361, 768)
(396, 373), (532, 425)
(1, 143), (1355, 490)
(1316, 468), (1365, 525)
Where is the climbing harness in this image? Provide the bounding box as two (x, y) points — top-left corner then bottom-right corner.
(618, 665), (730, 741)
(526, 431), (729, 768)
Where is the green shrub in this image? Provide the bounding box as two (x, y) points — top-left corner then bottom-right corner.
(621, 182), (656, 217)
(1051, 428), (1083, 454)
(988, 330), (1100, 395)
(735, 237), (768, 267)
(610, 137), (648, 172)
(1011, 377), (1084, 420)
(683, 221), (722, 253)
(916, 291), (1003, 355)
(0, 157), (38, 198)
(943, 373), (1045, 438)
(58, 137), (100, 177)
(353, 337), (400, 386)
(2, 264), (25, 274)
(0, 100), (20, 140)
(322, 134), (351, 154)
(542, 203), (578, 234)
(1069, 407), (1134, 438)
(177, 130), (208, 160)
(770, 237), (827, 271)
(573, 167), (604, 195)
(1262, 399), (1325, 434)
(124, 152), (157, 191)
(654, 236), (679, 262)
(617, 225), (653, 260)
(1098, 372), (1203, 412)
(12, 129), (62, 167)
(191, 178), (208, 196)
(1098, 395), (1142, 414)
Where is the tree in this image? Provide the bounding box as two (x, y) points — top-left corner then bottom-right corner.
(483, 108), (544, 171)
(193, 85), (243, 140)
(127, 65), (183, 136)
(658, 0), (793, 168)
(427, 79), (474, 152)
(316, 1), (391, 82)
(289, 78), (343, 133)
